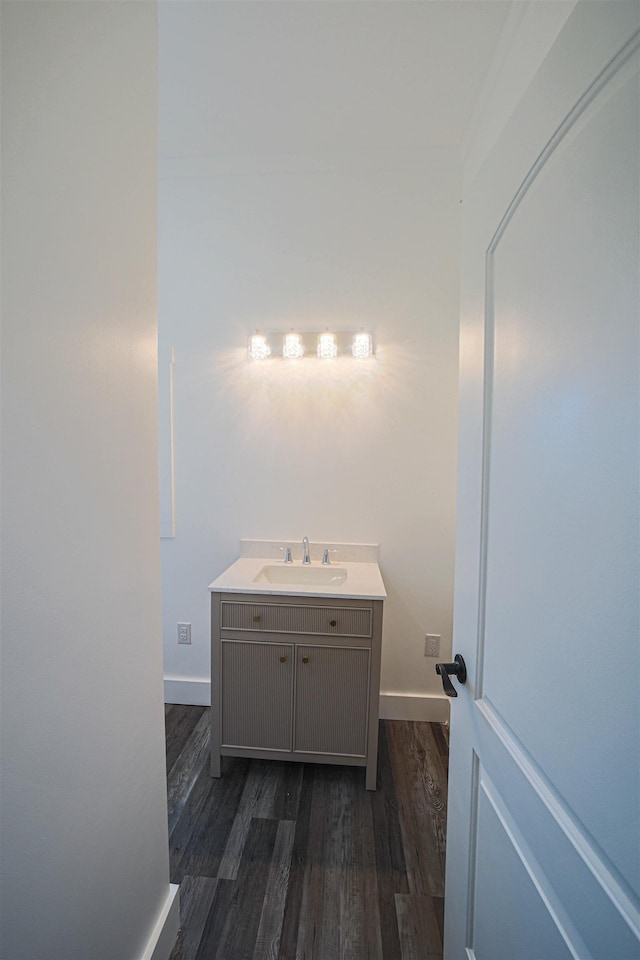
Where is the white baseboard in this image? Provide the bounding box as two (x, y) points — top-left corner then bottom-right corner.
(164, 677), (449, 723)
(140, 883), (180, 960)
(378, 693), (450, 723)
(164, 677), (211, 706)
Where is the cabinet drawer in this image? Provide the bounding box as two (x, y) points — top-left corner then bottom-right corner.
(220, 601), (372, 638)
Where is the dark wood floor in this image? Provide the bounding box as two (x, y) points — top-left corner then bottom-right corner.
(166, 704), (448, 960)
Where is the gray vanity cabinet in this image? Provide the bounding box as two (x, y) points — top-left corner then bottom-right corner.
(210, 592), (383, 790)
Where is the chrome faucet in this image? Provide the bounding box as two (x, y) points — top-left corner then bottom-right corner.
(302, 536), (311, 564)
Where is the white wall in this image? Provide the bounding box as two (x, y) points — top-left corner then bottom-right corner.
(158, 2), (466, 717)
(159, 152), (460, 715)
(460, 0), (577, 193)
(0, 3), (177, 958)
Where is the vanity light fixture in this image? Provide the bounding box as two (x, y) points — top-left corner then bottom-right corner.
(248, 331), (271, 360)
(247, 329), (375, 360)
(317, 330), (338, 359)
(351, 331), (373, 359)
(282, 331), (304, 360)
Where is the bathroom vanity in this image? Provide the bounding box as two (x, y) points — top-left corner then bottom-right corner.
(208, 541), (386, 790)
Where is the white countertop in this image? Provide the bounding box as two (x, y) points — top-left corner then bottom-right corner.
(208, 556), (387, 601)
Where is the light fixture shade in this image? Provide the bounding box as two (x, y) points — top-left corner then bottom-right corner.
(248, 332), (270, 360)
(352, 331), (373, 358)
(283, 331), (304, 360)
(317, 331), (338, 359)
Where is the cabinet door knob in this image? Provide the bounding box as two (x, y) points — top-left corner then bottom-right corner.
(329, 620), (337, 627)
(252, 615), (261, 622)
(280, 655), (287, 663)
(302, 656), (309, 664)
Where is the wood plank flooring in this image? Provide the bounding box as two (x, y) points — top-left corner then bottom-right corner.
(166, 704), (448, 960)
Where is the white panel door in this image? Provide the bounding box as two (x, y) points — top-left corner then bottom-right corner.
(445, 5), (639, 959)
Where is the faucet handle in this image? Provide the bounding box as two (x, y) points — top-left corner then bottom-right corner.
(284, 546), (292, 563)
(322, 548), (330, 565)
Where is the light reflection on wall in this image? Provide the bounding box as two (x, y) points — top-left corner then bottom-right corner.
(212, 341), (429, 451)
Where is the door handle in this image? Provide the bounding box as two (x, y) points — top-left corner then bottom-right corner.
(435, 655), (467, 697)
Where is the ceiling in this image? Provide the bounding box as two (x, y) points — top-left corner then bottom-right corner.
(159, 0), (513, 159)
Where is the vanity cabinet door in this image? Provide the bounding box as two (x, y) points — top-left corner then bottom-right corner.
(293, 645), (369, 758)
(221, 640), (293, 752)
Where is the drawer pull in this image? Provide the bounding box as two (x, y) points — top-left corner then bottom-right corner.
(280, 655), (287, 663)
(329, 620), (337, 627)
(253, 615), (261, 622)
(302, 656), (309, 664)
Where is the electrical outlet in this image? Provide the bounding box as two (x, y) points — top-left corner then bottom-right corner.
(425, 634), (441, 658)
(177, 622), (191, 645)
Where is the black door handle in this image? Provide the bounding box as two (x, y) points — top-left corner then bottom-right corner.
(435, 655), (467, 697)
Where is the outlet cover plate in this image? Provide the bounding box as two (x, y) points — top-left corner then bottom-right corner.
(178, 622), (191, 644)
(425, 634), (441, 658)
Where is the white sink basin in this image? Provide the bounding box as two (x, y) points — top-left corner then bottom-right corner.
(253, 564), (348, 586)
